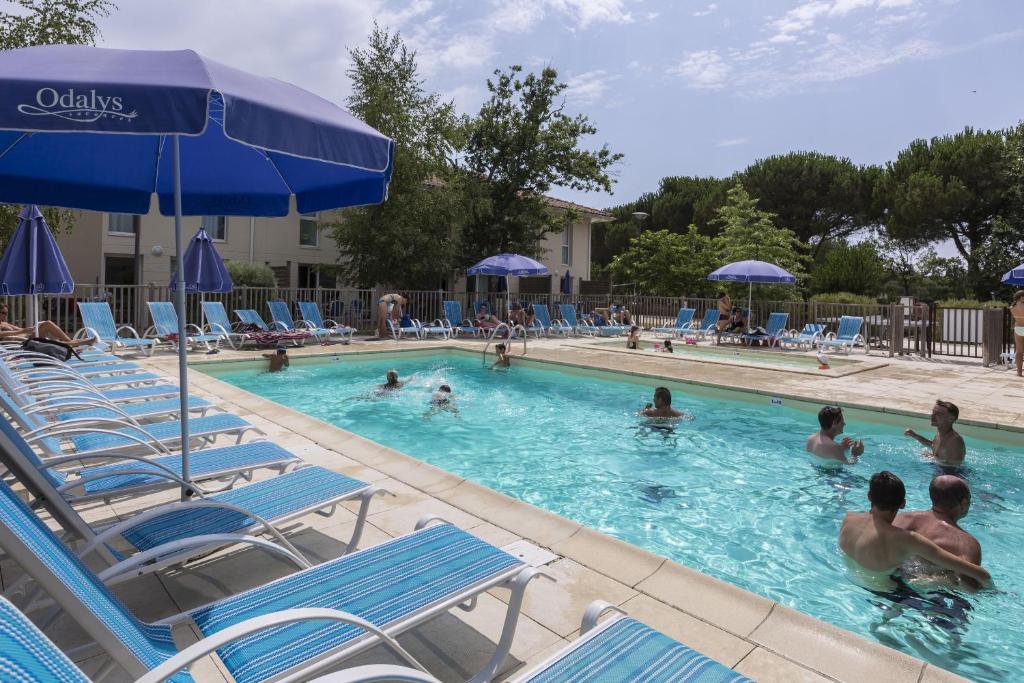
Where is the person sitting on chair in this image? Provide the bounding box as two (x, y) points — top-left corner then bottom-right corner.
(0, 304), (96, 347)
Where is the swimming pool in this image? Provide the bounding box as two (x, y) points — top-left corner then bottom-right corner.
(587, 338), (867, 373)
(202, 350), (1023, 682)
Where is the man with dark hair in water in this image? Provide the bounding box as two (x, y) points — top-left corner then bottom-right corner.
(905, 400), (966, 470)
(838, 471), (990, 592)
(895, 475), (982, 586)
(806, 406), (864, 464)
(640, 387), (685, 418)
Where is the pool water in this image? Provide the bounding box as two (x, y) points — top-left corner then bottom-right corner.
(591, 339), (861, 371)
(203, 351), (1023, 682)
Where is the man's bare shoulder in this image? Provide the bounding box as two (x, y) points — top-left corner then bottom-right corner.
(893, 510), (927, 530)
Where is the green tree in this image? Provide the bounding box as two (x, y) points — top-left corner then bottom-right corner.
(457, 65), (622, 265)
(650, 175), (729, 235)
(607, 227), (713, 297)
(809, 241), (886, 296)
(325, 24), (461, 289)
(709, 184), (809, 299)
(738, 152), (880, 258)
(0, 0), (116, 245)
(225, 260), (276, 287)
(878, 127), (1013, 297)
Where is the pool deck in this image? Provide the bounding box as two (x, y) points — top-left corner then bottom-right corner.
(20, 334), (1019, 682)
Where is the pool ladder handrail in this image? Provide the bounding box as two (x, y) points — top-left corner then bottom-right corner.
(482, 323), (527, 365)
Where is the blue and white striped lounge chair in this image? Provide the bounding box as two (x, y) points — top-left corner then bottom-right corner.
(298, 301), (355, 343)
(236, 309), (309, 345)
(533, 303), (572, 337)
(147, 301), (221, 352)
(0, 595), (94, 683)
(513, 604), (753, 682)
(693, 308), (722, 340)
(334, 602), (754, 683)
(77, 301), (158, 356)
(817, 315), (866, 354)
(0, 412), (297, 506)
(740, 311), (789, 347)
(442, 300), (480, 337)
(653, 307), (696, 338)
(0, 418), (386, 584)
(1, 350), (142, 379)
(202, 301), (252, 350)
(777, 323), (825, 350)
(269, 300), (334, 344)
(559, 304), (597, 336)
(0, 478), (547, 683)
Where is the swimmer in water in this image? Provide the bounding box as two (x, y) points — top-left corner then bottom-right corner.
(425, 384), (458, 418)
(626, 325), (641, 350)
(895, 475), (982, 588)
(639, 386), (687, 419)
(377, 369), (412, 392)
(262, 345), (289, 373)
(838, 471), (991, 593)
(904, 400), (966, 470)
(491, 343), (511, 369)
(806, 405), (864, 465)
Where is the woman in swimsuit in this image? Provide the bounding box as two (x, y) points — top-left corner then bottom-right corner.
(1012, 290), (1024, 377)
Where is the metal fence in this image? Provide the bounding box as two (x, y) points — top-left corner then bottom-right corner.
(2, 287), (1013, 361)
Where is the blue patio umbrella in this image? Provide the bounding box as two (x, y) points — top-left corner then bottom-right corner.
(707, 259), (797, 328)
(0, 45), (394, 493)
(467, 253), (549, 277)
(171, 227), (232, 293)
(0, 205), (74, 334)
(1001, 263), (1024, 286)
(561, 270), (572, 295)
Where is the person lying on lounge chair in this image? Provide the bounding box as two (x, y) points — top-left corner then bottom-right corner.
(716, 307), (747, 344)
(0, 304), (97, 347)
(509, 301), (526, 326)
(474, 304), (501, 329)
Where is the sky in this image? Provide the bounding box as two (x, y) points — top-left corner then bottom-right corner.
(94, 0), (1024, 213)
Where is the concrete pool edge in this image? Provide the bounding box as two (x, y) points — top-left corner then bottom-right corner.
(169, 350), (973, 682)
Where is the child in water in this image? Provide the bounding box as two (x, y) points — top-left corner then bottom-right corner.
(491, 343), (511, 369)
(627, 325), (641, 350)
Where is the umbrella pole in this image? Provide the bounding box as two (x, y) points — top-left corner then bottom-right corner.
(33, 295), (39, 337)
(748, 281), (753, 332)
(172, 136), (192, 499)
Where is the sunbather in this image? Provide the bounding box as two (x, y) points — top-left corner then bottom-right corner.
(376, 293), (406, 338)
(1012, 290), (1024, 377)
(0, 304), (96, 347)
(717, 307), (746, 344)
(262, 345), (289, 372)
(509, 301), (526, 326)
(475, 304), (501, 329)
(716, 291), (731, 330)
(806, 405), (864, 464)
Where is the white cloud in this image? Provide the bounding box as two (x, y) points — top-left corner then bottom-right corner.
(488, 0), (547, 33)
(693, 3), (718, 17)
(566, 69), (621, 105)
(716, 137), (749, 147)
(668, 50), (732, 89)
(548, 0), (633, 28)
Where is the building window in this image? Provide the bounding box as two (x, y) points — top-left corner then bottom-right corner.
(201, 216), (227, 241)
(107, 213), (136, 235)
(297, 264), (319, 288)
(299, 213), (319, 248)
(561, 225), (573, 266)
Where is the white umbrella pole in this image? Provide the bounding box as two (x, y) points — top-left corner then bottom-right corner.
(748, 281), (753, 332)
(33, 295), (39, 337)
(172, 136), (192, 499)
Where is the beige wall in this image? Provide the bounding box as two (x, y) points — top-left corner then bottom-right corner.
(54, 197), (341, 288)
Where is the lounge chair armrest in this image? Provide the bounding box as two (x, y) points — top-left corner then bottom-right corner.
(30, 426), (169, 456)
(302, 665), (442, 682)
(580, 600), (628, 635)
(46, 450), (185, 475)
(138, 609), (430, 683)
(115, 324), (143, 339)
(184, 323), (206, 336)
(24, 415), (144, 437)
(296, 320), (317, 330)
(270, 321), (289, 331)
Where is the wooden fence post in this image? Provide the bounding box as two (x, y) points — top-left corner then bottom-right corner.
(982, 308), (1006, 367)
(889, 303), (903, 357)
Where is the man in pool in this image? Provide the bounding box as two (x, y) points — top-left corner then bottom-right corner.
(378, 369), (412, 392)
(262, 344), (289, 373)
(895, 475), (982, 587)
(491, 343), (511, 369)
(806, 406), (864, 464)
(904, 400), (966, 470)
(838, 471), (991, 593)
(639, 386), (686, 418)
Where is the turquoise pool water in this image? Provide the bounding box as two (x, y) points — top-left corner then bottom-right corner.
(203, 351), (1023, 682)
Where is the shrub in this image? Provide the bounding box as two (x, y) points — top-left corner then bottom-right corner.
(226, 260), (277, 288)
(936, 298), (1004, 309)
(810, 292), (878, 305)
